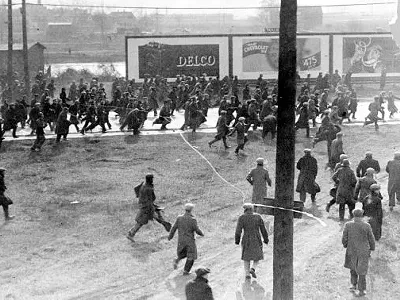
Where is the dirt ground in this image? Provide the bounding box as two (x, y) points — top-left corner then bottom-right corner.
(0, 122), (399, 300)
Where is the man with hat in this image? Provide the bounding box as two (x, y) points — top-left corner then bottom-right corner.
(31, 112), (47, 152)
(329, 132), (345, 170)
(152, 99), (171, 130)
(168, 203), (204, 275)
(185, 267), (214, 300)
(246, 158), (272, 206)
(235, 203), (269, 279)
(332, 159), (357, 221)
(361, 184), (383, 241)
(342, 203), (375, 297)
(208, 110), (230, 149)
(295, 102), (310, 138)
(3, 103), (19, 138)
(326, 154), (349, 212)
(0, 167), (14, 221)
(127, 174), (172, 242)
(228, 116), (247, 155)
(356, 151), (380, 178)
(386, 152), (400, 211)
(354, 168), (377, 202)
(296, 149), (319, 203)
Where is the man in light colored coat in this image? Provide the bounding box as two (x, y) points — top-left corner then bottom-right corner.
(386, 152), (400, 211)
(168, 203), (204, 275)
(342, 203), (375, 297)
(235, 203), (269, 279)
(246, 158), (272, 206)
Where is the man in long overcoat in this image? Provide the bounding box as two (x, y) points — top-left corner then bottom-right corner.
(332, 159), (357, 221)
(208, 110), (230, 149)
(246, 158), (272, 205)
(55, 107), (71, 142)
(296, 149), (319, 203)
(235, 203), (269, 279)
(168, 203), (204, 275)
(386, 152), (400, 211)
(330, 132), (345, 169)
(342, 204), (375, 297)
(127, 174), (171, 242)
(185, 267), (214, 300)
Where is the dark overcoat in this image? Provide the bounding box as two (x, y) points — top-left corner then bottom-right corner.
(332, 166), (357, 204)
(168, 212), (204, 260)
(296, 154), (318, 194)
(386, 159), (400, 195)
(235, 211), (269, 261)
(55, 111), (71, 135)
(342, 218), (375, 275)
(135, 183), (156, 225)
(362, 193), (383, 241)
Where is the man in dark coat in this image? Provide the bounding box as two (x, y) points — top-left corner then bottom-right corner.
(262, 112), (277, 140)
(55, 107), (71, 142)
(168, 203), (204, 275)
(29, 102), (41, 135)
(208, 111), (230, 149)
(0, 167), (14, 221)
(386, 152), (400, 211)
(235, 203), (269, 279)
(332, 159), (357, 221)
(152, 100), (171, 130)
(31, 112), (46, 152)
(127, 174), (171, 242)
(120, 108), (148, 135)
(329, 132), (345, 169)
(295, 102), (310, 137)
(3, 103), (19, 138)
(356, 151), (380, 178)
(342, 203), (375, 297)
(362, 184), (383, 241)
(185, 267), (214, 300)
(228, 117), (247, 155)
(296, 149), (319, 203)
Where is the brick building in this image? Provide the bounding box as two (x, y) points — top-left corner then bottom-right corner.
(0, 42), (46, 78)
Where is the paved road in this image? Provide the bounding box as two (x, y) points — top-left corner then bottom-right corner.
(2, 101), (400, 142)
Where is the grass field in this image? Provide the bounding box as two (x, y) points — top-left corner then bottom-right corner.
(0, 125), (399, 299)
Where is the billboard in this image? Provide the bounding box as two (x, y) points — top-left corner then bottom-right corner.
(342, 36), (400, 74)
(126, 36), (229, 81)
(232, 35), (329, 79)
(138, 42), (219, 78)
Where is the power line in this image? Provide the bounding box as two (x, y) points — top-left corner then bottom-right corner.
(0, 1), (398, 9)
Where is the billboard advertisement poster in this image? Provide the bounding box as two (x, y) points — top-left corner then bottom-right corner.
(242, 37), (321, 72)
(342, 36), (400, 74)
(138, 42), (220, 78)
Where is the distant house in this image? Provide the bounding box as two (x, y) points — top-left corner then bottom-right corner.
(0, 42), (46, 77)
(47, 22), (74, 40)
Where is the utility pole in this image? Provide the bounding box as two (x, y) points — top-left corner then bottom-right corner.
(7, 0), (13, 102)
(21, 0), (30, 99)
(273, 0), (297, 300)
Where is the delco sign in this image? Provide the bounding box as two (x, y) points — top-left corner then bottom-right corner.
(177, 55), (217, 67)
(138, 43), (220, 77)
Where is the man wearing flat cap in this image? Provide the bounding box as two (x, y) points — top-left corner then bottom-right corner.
(152, 99), (171, 130)
(168, 203), (204, 275)
(361, 184), (383, 241)
(185, 267), (214, 300)
(246, 158), (272, 206)
(228, 116), (247, 155)
(332, 159), (357, 221)
(127, 174), (172, 242)
(0, 168), (14, 221)
(296, 149), (319, 203)
(386, 152), (400, 211)
(235, 203), (269, 279)
(342, 203), (375, 297)
(356, 152), (380, 178)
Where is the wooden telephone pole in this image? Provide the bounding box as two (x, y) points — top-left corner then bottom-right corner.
(7, 0), (13, 102)
(273, 0), (297, 300)
(22, 0), (30, 99)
